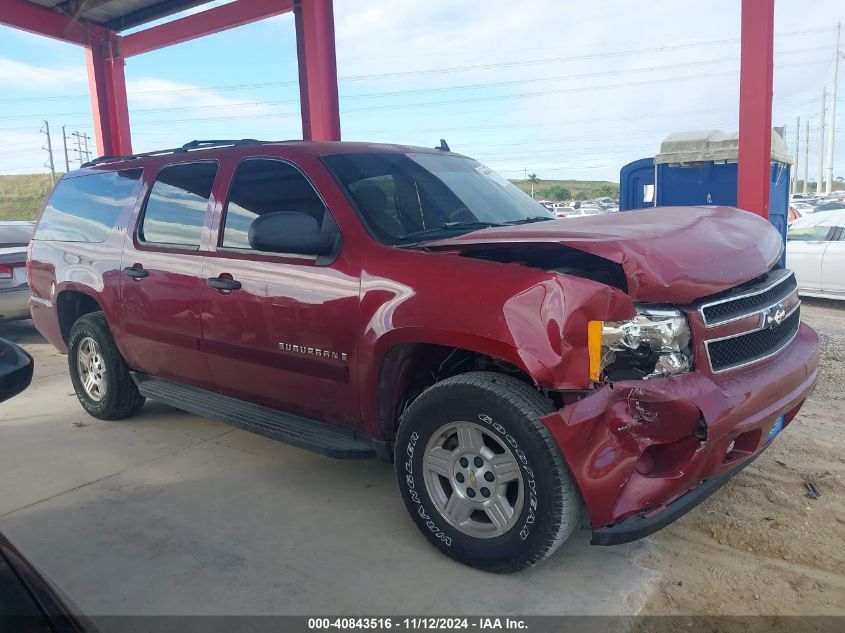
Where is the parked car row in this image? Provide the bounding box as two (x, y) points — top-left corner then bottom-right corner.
(789, 191), (845, 223)
(540, 198), (619, 218)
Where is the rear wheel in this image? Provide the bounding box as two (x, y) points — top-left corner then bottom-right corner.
(394, 372), (581, 572)
(68, 312), (145, 420)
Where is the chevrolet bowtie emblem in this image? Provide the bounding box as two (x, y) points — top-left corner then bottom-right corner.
(763, 303), (787, 329)
(469, 470), (477, 488)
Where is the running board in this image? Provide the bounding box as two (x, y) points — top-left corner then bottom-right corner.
(131, 373), (376, 460)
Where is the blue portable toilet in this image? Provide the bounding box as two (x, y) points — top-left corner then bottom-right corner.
(619, 130), (792, 263)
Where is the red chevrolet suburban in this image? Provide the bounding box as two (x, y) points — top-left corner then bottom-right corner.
(28, 140), (819, 572)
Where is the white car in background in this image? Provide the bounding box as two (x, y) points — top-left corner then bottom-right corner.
(566, 205), (610, 218)
(786, 210), (845, 300)
(551, 202), (572, 217)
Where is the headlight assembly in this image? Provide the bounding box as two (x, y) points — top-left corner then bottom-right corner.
(588, 306), (692, 382)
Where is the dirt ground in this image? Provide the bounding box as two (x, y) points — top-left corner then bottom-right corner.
(639, 298), (845, 616)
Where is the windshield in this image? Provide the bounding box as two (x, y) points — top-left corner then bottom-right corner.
(323, 152), (554, 244)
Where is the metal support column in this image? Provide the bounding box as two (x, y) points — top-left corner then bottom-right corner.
(737, 0), (775, 219)
(294, 0), (341, 141)
(86, 34), (132, 157)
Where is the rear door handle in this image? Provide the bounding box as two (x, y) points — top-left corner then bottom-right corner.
(123, 266), (149, 279)
(207, 276), (241, 291)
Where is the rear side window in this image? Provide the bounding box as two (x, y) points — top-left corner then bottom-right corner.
(34, 169), (142, 242)
(221, 158), (326, 250)
(140, 162), (217, 248)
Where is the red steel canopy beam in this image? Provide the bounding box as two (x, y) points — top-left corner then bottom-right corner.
(120, 0), (295, 58)
(737, 0), (775, 219)
(87, 35), (132, 156)
(1, 0), (340, 153)
(294, 0), (341, 141)
(0, 0), (105, 45)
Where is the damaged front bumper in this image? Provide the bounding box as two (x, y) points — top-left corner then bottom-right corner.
(540, 322), (820, 545)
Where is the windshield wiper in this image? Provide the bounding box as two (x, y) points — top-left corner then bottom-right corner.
(504, 216), (555, 225)
(397, 221), (505, 242)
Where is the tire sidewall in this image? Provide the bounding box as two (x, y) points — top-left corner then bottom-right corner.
(68, 317), (123, 418)
(395, 384), (563, 571)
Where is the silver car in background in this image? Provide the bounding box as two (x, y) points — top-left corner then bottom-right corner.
(0, 221), (34, 321)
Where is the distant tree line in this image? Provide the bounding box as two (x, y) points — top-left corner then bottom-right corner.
(793, 177), (844, 193)
(536, 183), (619, 201)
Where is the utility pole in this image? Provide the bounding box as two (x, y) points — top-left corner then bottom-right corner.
(793, 116), (800, 194)
(82, 133), (91, 163)
(803, 119), (810, 194)
(818, 86), (826, 193)
(826, 22), (840, 194)
(40, 120), (55, 186)
(61, 126), (70, 173)
(71, 131), (84, 167)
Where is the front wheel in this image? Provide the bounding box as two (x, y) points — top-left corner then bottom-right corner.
(394, 372), (581, 572)
(68, 312), (145, 420)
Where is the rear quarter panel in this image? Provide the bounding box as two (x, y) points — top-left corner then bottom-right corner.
(28, 170), (142, 356)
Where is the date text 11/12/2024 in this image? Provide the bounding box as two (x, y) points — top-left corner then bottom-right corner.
(307, 617), (528, 630)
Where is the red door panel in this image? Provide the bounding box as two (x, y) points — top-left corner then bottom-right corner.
(119, 160), (219, 390)
(199, 156), (361, 428)
(120, 248), (214, 390)
(201, 254), (360, 426)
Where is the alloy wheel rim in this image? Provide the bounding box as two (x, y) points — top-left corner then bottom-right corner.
(423, 420), (524, 539)
(77, 336), (107, 401)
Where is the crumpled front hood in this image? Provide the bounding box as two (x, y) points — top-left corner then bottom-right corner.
(422, 206), (782, 304)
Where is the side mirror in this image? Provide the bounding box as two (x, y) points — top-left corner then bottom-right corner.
(248, 212), (338, 256)
(0, 339), (33, 403)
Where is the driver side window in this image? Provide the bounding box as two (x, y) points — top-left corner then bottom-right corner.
(221, 159), (326, 250)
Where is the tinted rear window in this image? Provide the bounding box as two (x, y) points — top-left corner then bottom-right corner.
(34, 170), (142, 243)
(139, 162), (217, 248)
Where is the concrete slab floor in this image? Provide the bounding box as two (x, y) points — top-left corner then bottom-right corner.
(0, 320), (659, 616)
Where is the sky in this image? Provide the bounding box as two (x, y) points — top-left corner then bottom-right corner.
(1, 0), (844, 183)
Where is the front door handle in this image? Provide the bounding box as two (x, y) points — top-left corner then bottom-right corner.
(207, 276), (241, 291)
(123, 266), (149, 279)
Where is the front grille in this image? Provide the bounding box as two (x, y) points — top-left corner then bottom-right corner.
(701, 272), (797, 326)
(706, 306), (801, 372)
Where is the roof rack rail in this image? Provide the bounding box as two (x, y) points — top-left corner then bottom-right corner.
(81, 138), (266, 168)
(181, 139), (262, 149)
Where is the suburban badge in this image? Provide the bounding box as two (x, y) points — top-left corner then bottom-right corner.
(278, 342), (348, 362)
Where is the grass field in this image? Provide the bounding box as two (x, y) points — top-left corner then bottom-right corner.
(0, 173), (619, 221)
(0, 174), (58, 221)
(510, 178), (618, 200)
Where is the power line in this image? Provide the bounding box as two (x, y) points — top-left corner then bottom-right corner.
(3, 59), (811, 128)
(0, 53), (825, 127)
(0, 26), (833, 106)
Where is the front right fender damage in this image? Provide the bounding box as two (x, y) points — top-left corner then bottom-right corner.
(540, 323), (819, 538)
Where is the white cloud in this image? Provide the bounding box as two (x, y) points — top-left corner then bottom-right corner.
(329, 0), (844, 179)
(2, 0), (845, 179)
(0, 58), (86, 90)
(128, 77), (274, 113)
